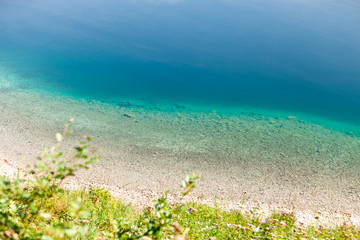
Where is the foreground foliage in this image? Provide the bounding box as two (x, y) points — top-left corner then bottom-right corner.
(1, 122), (360, 239)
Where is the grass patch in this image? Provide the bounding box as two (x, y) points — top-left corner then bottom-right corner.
(174, 202), (360, 239)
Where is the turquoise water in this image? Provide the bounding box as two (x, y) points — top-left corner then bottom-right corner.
(1, 0), (360, 210)
(0, 0), (359, 123)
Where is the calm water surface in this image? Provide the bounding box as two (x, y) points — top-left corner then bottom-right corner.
(0, 0), (359, 123)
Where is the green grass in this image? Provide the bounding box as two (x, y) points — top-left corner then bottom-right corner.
(31, 187), (137, 239)
(174, 202), (360, 239)
(3, 184), (359, 239)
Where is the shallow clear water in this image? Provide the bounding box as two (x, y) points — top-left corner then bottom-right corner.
(0, 0), (359, 123)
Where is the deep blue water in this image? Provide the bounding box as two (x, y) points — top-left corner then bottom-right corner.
(0, 0), (360, 123)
